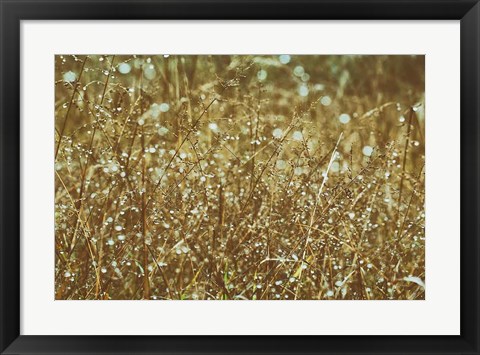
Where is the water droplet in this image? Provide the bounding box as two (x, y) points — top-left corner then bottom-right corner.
(257, 69), (267, 81)
(339, 113), (351, 124)
(298, 85), (309, 97)
(118, 62), (131, 74)
(293, 66), (304, 77)
(159, 103), (170, 112)
(320, 96), (332, 106)
(362, 146), (374, 157)
(208, 122), (219, 132)
(276, 160), (286, 170)
(143, 64), (156, 80)
(279, 54), (291, 64)
(63, 71), (76, 82)
(331, 161), (340, 172)
(272, 128), (283, 139)
(292, 131), (303, 141)
(158, 126), (169, 136)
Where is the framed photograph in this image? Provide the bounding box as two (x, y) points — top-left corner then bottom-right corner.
(1, 0), (479, 354)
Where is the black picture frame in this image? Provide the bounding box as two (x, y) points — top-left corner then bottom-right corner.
(1, 0), (479, 354)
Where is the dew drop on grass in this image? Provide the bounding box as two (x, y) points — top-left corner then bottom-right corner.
(294, 167), (303, 175)
(114, 225), (123, 231)
(326, 290), (334, 297)
(272, 128), (283, 139)
(298, 85), (309, 97)
(362, 146), (374, 157)
(143, 64), (156, 80)
(339, 113), (351, 124)
(276, 160), (286, 170)
(118, 62), (131, 74)
(63, 71), (76, 82)
(257, 69), (267, 81)
(321, 96), (332, 106)
(64, 271), (71, 278)
(158, 126), (169, 136)
(101, 267), (107, 274)
(159, 103), (170, 112)
(292, 131), (303, 141)
(279, 54), (291, 64)
(293, 66), (304, 77)
(331, 161), (340, 173)
(208, 122), (219, 132)
(110, 164), (119, 173)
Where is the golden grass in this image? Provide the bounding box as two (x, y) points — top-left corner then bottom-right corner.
(55, 55), (425, 300)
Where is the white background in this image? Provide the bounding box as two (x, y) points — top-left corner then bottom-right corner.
(21, 21), (460, 335)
